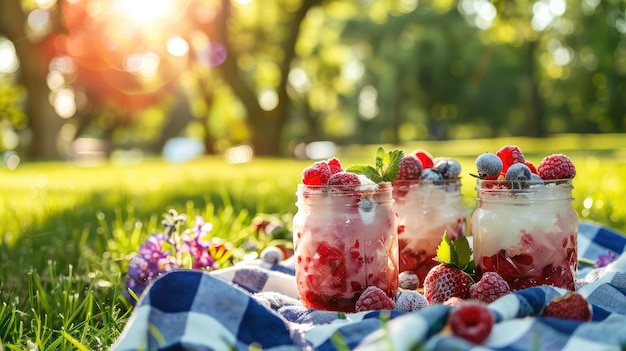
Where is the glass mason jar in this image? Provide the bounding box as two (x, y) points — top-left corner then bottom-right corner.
(293, 182), (399, 312)
(471, 179), (578, 291)
(392, 179), (466, 286)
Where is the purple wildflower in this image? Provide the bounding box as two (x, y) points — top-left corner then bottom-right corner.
(181, 216), (219, 270)
(124, 233), (177, 304)
(595, 250), (618, 268)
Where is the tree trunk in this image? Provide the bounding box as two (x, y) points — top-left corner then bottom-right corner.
(0, 0), (64, 160)
(214, 0), (322, 156)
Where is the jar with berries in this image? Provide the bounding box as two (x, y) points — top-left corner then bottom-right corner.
(471, 148), (579, 291)
(392, 153), (467, 287)
(293, 152), (400, 312)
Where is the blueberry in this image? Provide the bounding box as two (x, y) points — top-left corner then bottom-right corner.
(505, 163), (532, 189)
(433, 158), (461, 179)
(530, 173), (544, 186)
(420, 168), (445, 185)
(475, 153), (502, 178)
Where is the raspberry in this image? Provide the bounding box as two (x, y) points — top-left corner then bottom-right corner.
(543, 291), (591, 321)
(327, 171), (361, 192)
(433, 158), (461, 179)
(423, 264), (473, 304)
(412, 149), (434, 169)
(475, 152), (503, 178)
(355, 286), (395, 312)
(537, 154), (576, 180)
(496, 145), (525, 173)
(302, 161), (332, 185)
(469, 272), (511, 303)
(398, 271), (419, 290)
(448, 302), (495, 344)
(326, 157), (344, 175)
(505, 162), (532, 189)
(394, 289), (428, 312)
(397, 155), (422, 180)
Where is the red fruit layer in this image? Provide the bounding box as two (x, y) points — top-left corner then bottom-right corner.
(397, 219), (465, 288)
(477, 246), (576, 291)
(293, 202), (399, 312)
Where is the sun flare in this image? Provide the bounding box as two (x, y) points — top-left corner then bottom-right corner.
(115, 0), (172, 23)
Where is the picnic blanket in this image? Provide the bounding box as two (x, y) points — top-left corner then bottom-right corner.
(111, 220), (626, 351)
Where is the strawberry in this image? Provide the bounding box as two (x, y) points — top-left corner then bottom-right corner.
(355, 285), (395, 312)
(543, 291), (591, 321)
(448, 302), (495, 344)
(327, 171), (361, 192)
(396, 155), (422, 180)
(302, 161), (332, 185)
(423, 233), (474, 304)
(412, 149), (434, 169)
(326, 157), (344, 175)
(469, 271), (511, 303)
(537, 153), (576, 180)
(496, 145), (525, 173)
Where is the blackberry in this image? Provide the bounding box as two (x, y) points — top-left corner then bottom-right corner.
(505, 163), (532, 189)
(420, 168), (445, 185)
(433, 158), (461, 179)
(475, 152), (502, 178)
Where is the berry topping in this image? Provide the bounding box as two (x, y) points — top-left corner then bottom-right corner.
(355, 285), (395, 312)
(423, 233), (474, 304)
(505, 163), (532, 189)
(433, 158), (462, 179)
(398, 271), (420, 290)
(469, 272), (511, 303)
(302, 161), (332, 185)
(537, 154), (576, 180)
(543, 291), (591, 321)
(413, 149), (434, 169)
(525, 161), (537, 174)
(420, 168), (445, 185)
(397, 155), (423, 180)
(327, 171), (361, 192)
(326, 157), (344, 175)
(475, 153), (503, 178)
(496, 145), (525, 173)
(448, 302), (495, 344)
(394, 289), (428, 312)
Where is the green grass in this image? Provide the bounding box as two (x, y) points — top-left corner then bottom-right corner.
(0, 134), (625, 349)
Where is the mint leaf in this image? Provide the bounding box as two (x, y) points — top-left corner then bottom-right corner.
(435, 232), (455, 265)
(435, 231), (474, 274)
(383, 149), (404, 182)
(348, 147), (404, 183)
(453, 236), (473, 270)
(346, 165), (382, 183)
(375, 147), (387, 175)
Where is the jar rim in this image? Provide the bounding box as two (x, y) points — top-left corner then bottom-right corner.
(296, 182), (394, 202)
(476, 178), (573, 191)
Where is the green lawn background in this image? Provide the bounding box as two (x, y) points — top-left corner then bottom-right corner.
(0, 134), (625, 349)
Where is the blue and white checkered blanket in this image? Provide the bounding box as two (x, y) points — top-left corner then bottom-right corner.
(112, 221), (626, 351)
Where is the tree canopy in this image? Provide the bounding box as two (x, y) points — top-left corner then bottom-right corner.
(0, 0), (624, 160)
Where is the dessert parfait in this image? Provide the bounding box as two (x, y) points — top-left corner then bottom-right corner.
(471, 146), (578, 291)
(392, 150), (466, 286)
(293, 148), (400, 312)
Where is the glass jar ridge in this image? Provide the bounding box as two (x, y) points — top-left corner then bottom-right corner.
(293, 182), (399, 312)
(471, 178), (578, 291)
(393, 178), (466, 287)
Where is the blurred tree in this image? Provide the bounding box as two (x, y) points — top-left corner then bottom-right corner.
(0, 0), (65, 160)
